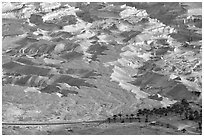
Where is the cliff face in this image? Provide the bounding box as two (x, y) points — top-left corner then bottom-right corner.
(2, 2), (202, 134)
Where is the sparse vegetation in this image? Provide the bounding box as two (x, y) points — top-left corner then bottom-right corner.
(2, 2), (202, 135)
(105, 98), (201, 134)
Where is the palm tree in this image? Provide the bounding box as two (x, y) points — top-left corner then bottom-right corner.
(145, 109), (150, 116)
(143, 108), (147, 113)
(198, 122), (202, 131)
(130, 114), (134, 119)
(149, 110), (153, 115)
(193, 110), (199, 121)
(158, 108), (163, 117)
(172, 104), (179, 114)
(166, 106), (171, 111)
(107, 118), (111, 123)
(199, 110), (202, 120)
(178, 109), (183, 117)
(154, 108), (159, 115)
(138, 117), (141, 122)
(181, 128), (186, 133)
(128, 114), (134, 123)
(113, 115), (117, 122)
(142, 109), (147, 116)
(161, 107), (166, 116)
(138, 109), (142, 115)
(118, 113), (122, 120)
(181, 99), (189, 107)
(184, 111), (189, 120)
(145, 114), (149, 122)
(151, 108), (157, 117)
(199, 110), (202, 117)
(113, 117), (116, 123)
(145, 117), (148, 123)
(126, 114), (129, 119)
(136, 113), (140, 121)
(188, 111), (194, 120)
(153, 108), (157, 112)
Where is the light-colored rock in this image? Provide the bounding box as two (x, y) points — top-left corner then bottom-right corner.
(24, 87), (41, 93)
(42, 5), (79, 21)
(2, 2), (24, 13)
(40, 2), (61, 12)
(54, 43), (65, 53)
(44, 58), (62, 64)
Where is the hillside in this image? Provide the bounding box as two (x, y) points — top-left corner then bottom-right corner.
(2, 2), (202, 135)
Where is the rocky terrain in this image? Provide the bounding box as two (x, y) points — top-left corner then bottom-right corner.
(2, 2), (202, 135)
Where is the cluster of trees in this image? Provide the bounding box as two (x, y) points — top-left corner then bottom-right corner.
(106, 99), (202, 132)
